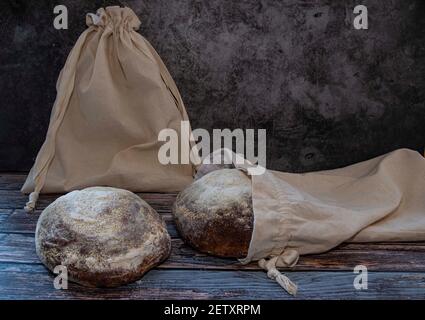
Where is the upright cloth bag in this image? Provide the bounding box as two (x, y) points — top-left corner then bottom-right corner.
(22, 7), (194, 211)
(238, 148), (425, 295)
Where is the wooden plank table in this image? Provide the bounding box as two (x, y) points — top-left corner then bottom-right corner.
(0, 173), (424, 300)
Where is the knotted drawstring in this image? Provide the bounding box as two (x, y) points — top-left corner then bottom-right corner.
(24, 191), (40, 212)
(258, 249), (300, 296)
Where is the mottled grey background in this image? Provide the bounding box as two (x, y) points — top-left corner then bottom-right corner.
(0, 0), (424, 172)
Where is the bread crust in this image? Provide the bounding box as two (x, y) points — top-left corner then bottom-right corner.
(173, 169), (253, 258)
(36, 187), (171, 287)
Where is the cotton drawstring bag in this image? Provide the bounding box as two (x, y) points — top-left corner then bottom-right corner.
(22, 6), (195, 211)
(223, 148), (425, 296)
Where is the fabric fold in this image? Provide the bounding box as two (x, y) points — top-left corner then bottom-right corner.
(244, 148), (425, 265)
(232, 148), (425, 294)
(22, 6), (194, 211)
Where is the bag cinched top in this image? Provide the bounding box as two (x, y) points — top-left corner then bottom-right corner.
(22, 6), (195, 211)
(237, 148), (425, 295)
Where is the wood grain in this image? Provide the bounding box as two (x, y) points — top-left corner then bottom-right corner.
(1, 221), (425, 272)
(1, 173), (425, 300)
(0, 174), (27, 190)
(1, 262), (424, 300)
(0, 190), (178, 211)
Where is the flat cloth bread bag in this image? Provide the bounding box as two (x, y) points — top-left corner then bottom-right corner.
(175, 148), (425, 296)
(22, 6), (194, 211)
(240, 148), (425, 295)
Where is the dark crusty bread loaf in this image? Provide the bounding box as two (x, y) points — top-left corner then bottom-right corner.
(36, 187), (171, 287)
(173, 169), (253, 258)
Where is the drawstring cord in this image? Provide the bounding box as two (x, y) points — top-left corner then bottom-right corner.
(24, 191), (40, 212)
(258, 249), (300, 296)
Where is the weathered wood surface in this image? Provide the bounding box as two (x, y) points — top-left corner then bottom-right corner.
(1, 262), (425, 300)
(1, 211), (425, 272)
(0, 174), (425, 299)
(0, 189), (177, 211)
(0, 174), (27, 190)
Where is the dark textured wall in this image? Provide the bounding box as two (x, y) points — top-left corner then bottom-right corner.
(1, 0), (424, 172)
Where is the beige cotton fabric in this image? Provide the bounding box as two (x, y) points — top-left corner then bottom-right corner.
(238, 148), (425, 295)
(22, 7), (195, 211)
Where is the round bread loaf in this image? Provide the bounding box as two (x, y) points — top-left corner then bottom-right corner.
(173, 169), (253, 258)
(36, 187), (171, 287)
